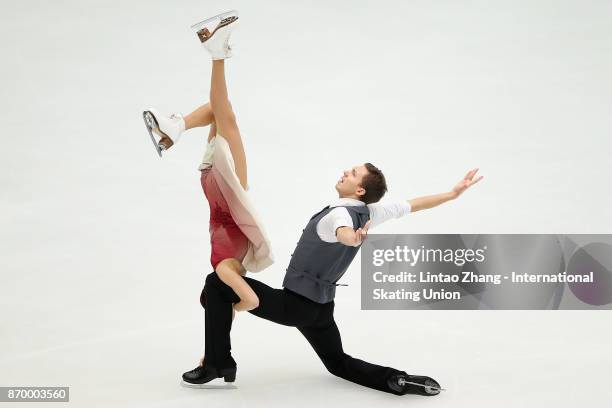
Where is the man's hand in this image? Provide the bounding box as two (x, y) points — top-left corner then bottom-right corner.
(451, 168), (484, 198)
(354, 220), (372, 246)
(336, 220), (372, 247)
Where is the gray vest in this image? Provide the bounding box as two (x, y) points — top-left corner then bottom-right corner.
(282, 205), (370, 303)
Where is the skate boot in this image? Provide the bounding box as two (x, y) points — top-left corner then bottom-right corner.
(387, 373), (444, 396)
(191, 10), (239, 60)
(142, 108), (185, 157)
(182, 364), (237, 386)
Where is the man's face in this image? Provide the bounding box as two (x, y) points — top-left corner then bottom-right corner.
(335, 164), (368, 199)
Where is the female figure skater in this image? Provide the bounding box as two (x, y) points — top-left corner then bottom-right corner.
(142, 10), (273, 368)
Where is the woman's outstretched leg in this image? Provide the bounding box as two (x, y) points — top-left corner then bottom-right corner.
(207, 60), (256, 309)
(183, 102), (215, 131)
(209, 60), (248, 190)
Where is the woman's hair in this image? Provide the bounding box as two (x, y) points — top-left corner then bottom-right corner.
(360, 163), (388, 204)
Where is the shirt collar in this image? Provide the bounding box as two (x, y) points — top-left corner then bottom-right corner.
(329, 197), (365, 208)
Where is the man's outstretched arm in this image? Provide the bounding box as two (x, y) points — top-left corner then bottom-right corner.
(409, 168), (483, 212)
(336, 168), (483, 246)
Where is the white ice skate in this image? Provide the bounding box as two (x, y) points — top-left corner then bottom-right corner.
(142, 108), (185, 157)
(191, 10), (239, 60)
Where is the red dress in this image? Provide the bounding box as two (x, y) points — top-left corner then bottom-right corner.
(198, 135), (273, 273)
(200, 166), (249, 269)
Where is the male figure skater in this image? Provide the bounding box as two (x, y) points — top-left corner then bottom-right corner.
(184, 161), (483, 396)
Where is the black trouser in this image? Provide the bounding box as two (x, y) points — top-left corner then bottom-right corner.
(201, 272), (405, 395)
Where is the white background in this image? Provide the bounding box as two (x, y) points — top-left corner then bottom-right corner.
(1, 0), (611, 407)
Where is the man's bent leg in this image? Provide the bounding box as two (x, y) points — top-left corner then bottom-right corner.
(297, 302), (404, 395)
(182, 274), (238, 385)
(199, 272), (328, 384)
(205, 271), (320, 327)
(203, 273), (238, 369)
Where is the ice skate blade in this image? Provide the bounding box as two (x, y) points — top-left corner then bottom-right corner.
(142, 110), (162, 157)
(402, 380), (446, 393)
(190, 10), (239, 31)
(180, 380), (237, 390)
(192, 15), (239, 44)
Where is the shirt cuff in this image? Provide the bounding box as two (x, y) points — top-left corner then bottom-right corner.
(333, 220), (353, 237)
(404, 201), (412, 214)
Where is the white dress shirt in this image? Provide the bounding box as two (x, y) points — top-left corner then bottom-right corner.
(316, 197), (411, 243)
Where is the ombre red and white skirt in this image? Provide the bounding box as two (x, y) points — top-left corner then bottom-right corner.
(200, 166), (249, 269)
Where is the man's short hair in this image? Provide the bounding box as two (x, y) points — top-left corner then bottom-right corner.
(360, 163), (388, 204)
